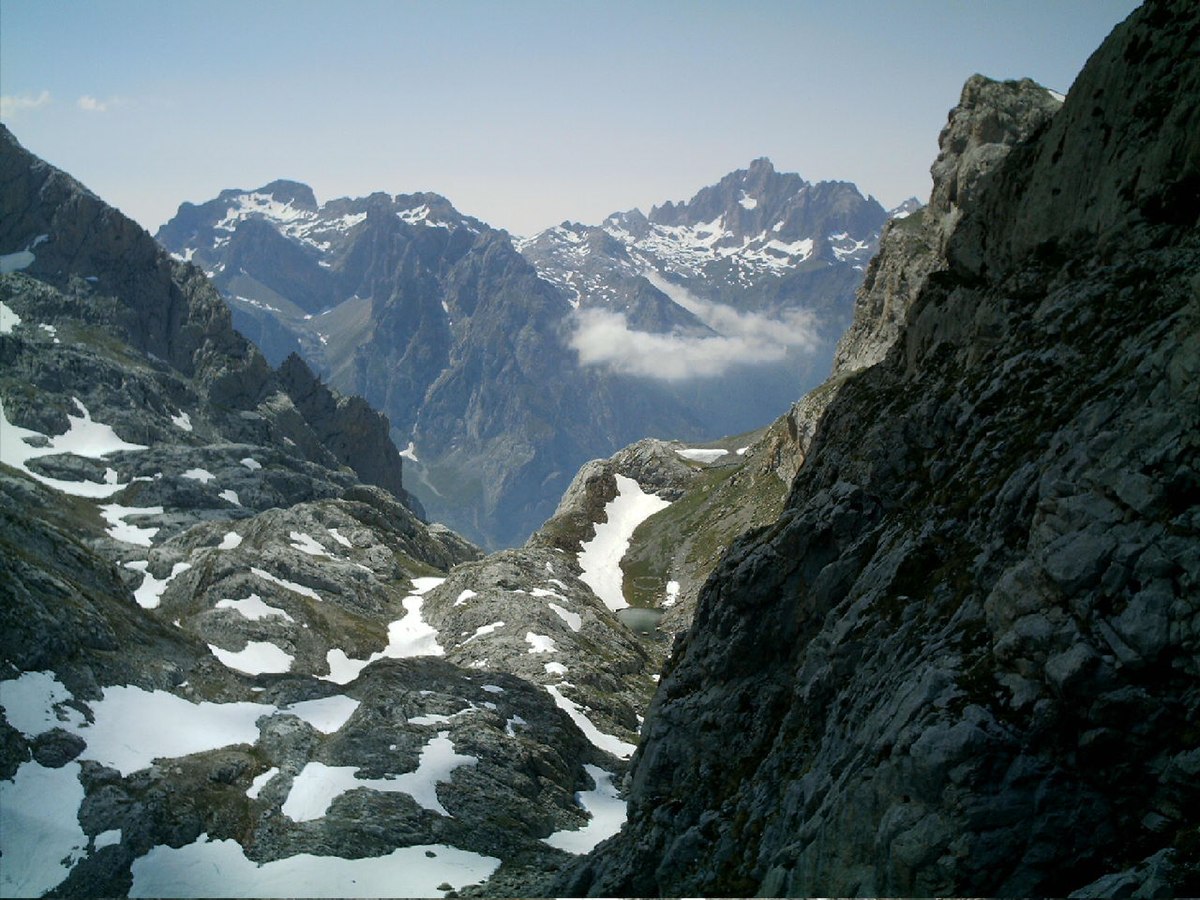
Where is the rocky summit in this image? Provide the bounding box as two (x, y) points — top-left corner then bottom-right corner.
(556, 1), (1200, 896)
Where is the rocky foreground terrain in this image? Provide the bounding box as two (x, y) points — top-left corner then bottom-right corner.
(0, 125), (684, 897)
(556, 1), (1200, 896)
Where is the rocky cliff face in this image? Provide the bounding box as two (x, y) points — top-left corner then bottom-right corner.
(756, 75), (1065, 489)
(558, 2), (1200, 896)
(834, 75), (1062, 376)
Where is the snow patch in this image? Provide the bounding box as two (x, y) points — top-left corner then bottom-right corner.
(216, 593), (292, 622)
(218, 530), (243, 550)
(2, 671), (357, 787)
(289, 531), (331, 557)
(0, 761), (87, 897)
(251, 566), (322, 601)
(208, 641), (293, 675)
(129, 836), (499, 898)
(0, 300), (23, 333)
(545, 684), (636, 759)
(676, 447), (727, 463)
(94, 828), (122, 850)
(285, 695), (360, 733)
(126, 560), (192, 608)
(548, 602), (582, 632)
(327, 527), (352, 548)
(246, 767), (279, 799)
(281, 731), (475, 820)
(100, 504), (163, 546)
(320, 579), (446, 684)
(461, 621), (504, 646)
(664, 579), (681, 609)
(0, 398), (145, 499)
(0, 234), (47, 276)
(525, 632), (557, 654)
(542, 764), (626, 854)
(577, 475), (670, 611)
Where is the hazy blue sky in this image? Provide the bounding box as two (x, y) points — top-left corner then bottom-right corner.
(2, 0), (1139, 237)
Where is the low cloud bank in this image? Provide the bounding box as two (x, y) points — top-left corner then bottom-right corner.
(570, 272), (822, 381)
(570, 305), (821, 381)
(0, 90), (51, 119)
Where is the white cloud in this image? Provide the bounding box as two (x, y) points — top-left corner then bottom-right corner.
(571, 269), (823, 380)
(570, 304), (821, 381)
(77, 95), (129, 114)
(77, 95), (108, 113)
(0, 90), (52, 119)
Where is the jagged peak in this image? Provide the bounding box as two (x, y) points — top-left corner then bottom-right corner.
(888, 197), (924, 219)
(644, 160), (886, 231)
(213, 179), (316, 208)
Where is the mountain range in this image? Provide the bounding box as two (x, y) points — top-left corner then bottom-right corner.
(2, 0), (1197, 895)
(156, 160), (902, 548)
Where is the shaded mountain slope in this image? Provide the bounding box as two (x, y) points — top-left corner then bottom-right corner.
(557, 2), (1200, 896)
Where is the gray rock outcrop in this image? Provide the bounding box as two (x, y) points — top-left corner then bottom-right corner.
(763, 74), (1063, 487)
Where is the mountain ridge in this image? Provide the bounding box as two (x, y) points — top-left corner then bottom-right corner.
(0, 124), (677, 898)
(158, 159), (892, 548)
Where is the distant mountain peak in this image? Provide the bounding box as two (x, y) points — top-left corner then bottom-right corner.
(258, 179), (319, 210)
(888, 196), (924, 219)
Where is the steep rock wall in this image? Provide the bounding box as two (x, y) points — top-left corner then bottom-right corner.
(559, 2), (1200, 896)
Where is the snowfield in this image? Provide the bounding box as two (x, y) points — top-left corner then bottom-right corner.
(578, 474), (671, 611)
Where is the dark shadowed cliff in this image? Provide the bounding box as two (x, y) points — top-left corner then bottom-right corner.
(556, 2), (1200, 896)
